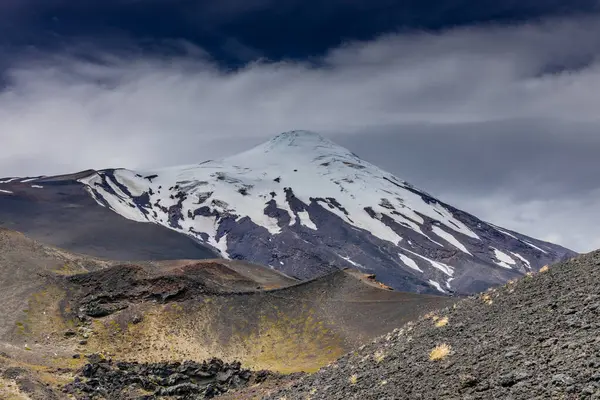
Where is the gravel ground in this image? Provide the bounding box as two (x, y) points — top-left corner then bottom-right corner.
(267, 252), (600, 400)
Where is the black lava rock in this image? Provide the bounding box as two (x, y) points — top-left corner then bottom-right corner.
(64, 356), (275, 399)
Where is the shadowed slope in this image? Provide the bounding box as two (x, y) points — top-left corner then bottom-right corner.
(0, 173), (217, 261)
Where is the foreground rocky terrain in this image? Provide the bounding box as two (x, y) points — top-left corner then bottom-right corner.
(0, 131), (575, 295)
(0, 228), (453, 399)
(268, 251), (600, 399)
(0, 229), (598, 399)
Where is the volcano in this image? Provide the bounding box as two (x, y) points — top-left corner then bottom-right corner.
(0, 130), (574, 294)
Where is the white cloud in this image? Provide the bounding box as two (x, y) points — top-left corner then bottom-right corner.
(441, 188), (600, 253)
(1, 16), (600, 251)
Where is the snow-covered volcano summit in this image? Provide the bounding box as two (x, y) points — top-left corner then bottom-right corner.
(79, 130), (574, 294)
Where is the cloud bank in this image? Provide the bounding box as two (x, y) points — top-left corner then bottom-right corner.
(1, 16), (600, 251)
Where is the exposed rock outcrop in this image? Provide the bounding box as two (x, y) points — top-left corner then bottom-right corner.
(64, 356), (277, 399)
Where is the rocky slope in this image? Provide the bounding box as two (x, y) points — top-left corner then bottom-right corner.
(268, 252), (600, 400)
(67, 130), (574, 294)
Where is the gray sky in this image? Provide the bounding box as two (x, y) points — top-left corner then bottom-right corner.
(1, 16), (600, 252)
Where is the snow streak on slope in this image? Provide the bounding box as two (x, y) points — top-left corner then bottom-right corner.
(403, 249), (454, 276)
(398, 253), (423, 273)
(431, 226), (472, 255)
(511, 252), (531, 269)
(491, 247), (517, 269)
(428, 279), (447, 294)
(491, 224), (550, 254)
(338, 255), (363, 268)
(297, 210), (318, 230)
(80, 173), (148, 223)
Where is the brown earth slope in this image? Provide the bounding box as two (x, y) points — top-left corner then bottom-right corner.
(0, 229), (455, 399)
(42, 265), (454, 373)
(0, 228), (110, 340)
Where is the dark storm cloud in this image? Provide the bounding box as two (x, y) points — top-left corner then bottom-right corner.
(1, 0), (599, 64)
(1, 15), (600, 251)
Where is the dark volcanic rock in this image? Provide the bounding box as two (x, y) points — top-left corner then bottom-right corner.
(64, 356), (275, 399)
(267, 251), (600, 400)
(65, 264), (220, 318)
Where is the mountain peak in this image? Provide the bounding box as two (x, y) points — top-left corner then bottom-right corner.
(237, 130), (354, 161)
(266, 130), (338, 150)
(270, 130), (329, 144)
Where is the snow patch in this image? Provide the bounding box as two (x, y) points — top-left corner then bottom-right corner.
(0, 189), (13, 194)
(522, 240), (548, 254)
(112, 170), (147, 197)
(398, 253), (423, 272)
(493, 226), (519, 240)
(428, 280), (447, 294)
(297, 210), (317, 230)
(404, 249), (453, 276)
(339, 255), (363, 268)
(431, 226), (472, 255)
(212, 234), (230, 258)
(89, 184), (148, 223)
(493, 225), (549, 254)
(491, 247), (516, 269)
(511, 252), (531, 268)
(31, 185), (43, 189)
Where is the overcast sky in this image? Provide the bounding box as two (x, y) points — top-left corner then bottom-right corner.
(1, 1), (599, 252)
